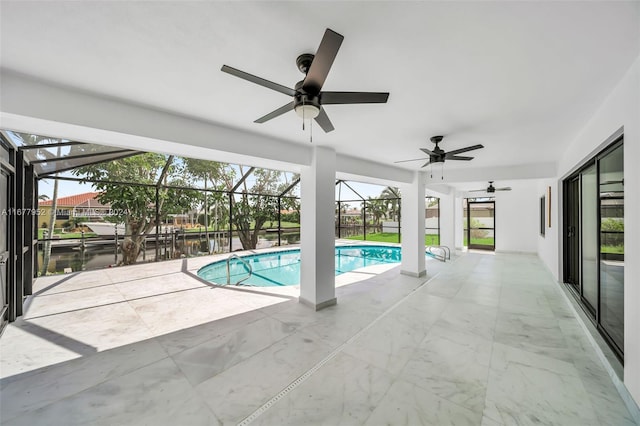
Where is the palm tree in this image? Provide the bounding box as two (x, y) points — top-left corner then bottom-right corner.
(379, 187), (401, 221)
(364, 198), (385, 228)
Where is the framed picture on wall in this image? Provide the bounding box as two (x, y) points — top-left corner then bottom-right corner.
(547, 186), (552, 227)
(540, 196), (546, 236)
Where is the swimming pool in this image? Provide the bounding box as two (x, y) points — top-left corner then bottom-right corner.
(197, 245), (404, 287)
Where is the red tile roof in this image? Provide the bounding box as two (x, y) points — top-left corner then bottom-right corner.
(39, 192), (102, 207)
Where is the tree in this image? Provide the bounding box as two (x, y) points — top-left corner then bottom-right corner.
(231, 167), (281, 250)
(364, 197), (386, 227)
(182, 158), (231, 253)
(74, 153), (198, 265)
(277, 174), (300, 224)
(379, 186), (401, 221)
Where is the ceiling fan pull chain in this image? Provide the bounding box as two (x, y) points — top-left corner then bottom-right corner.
(310, 117), (313, 143)
(302, 98), (306, 131)
(441, 163), (444, 180)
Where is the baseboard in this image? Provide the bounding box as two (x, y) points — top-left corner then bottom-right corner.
(494, 249), (537, 255)
(298, 296), (337, 311)
(400, 269), (426, 278)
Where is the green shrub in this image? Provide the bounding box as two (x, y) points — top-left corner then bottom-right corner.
(601, 218), (623, 232)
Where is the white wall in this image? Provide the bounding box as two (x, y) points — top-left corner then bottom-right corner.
(541, 55), (640, 407)
(536, 178), (560, 281)
(494, 180), (539, 253)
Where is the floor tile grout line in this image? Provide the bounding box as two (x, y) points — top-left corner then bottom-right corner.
(32, 281), (116, 297)
(237, 254), (464, 426)
(482, 263), (506, 426)
(23, 284), (210, 320)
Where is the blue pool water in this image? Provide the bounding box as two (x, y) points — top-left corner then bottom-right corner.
(197, 245), (404, 287)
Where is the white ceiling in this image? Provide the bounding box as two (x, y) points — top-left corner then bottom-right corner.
(1, 1), (638, 177)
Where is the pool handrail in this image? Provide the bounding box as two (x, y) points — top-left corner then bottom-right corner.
(226, 254), (253, 285)
(426, 245), (451, 262)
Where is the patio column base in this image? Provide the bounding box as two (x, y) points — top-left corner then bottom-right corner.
(401, 269), (426, 278)
(299, 296), (337, 311)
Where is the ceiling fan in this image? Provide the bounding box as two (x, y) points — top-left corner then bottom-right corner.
(394, 136), (484, 168)
(221, 28), (389, 133)
(469, 181), (512, 193)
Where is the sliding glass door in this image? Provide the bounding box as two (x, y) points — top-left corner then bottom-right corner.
(563, 137), (624, 358)
(599, 143), (624, 352)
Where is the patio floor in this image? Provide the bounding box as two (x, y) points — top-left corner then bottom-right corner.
(0, 248), (636, 425)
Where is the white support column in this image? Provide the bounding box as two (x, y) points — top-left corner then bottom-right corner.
(454, 196), (464, 250)
(400, 172), (426, 277)
(438, 192), (455, 250)
(299, 146), (337, 310)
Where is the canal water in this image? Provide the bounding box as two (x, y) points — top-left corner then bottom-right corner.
(38, 232), (301, 274)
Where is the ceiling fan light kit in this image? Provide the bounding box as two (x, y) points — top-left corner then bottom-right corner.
(221, 28), (389, 136)
(294, 103), (320, 119)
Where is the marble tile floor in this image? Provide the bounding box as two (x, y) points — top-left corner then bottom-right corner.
(1, 250), (637, 425)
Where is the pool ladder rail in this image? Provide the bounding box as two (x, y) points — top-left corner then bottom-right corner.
(427, 245), (451, 262)
(226, 254), (253, 286)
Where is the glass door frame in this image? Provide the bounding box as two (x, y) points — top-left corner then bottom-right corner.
(0, 137), (16, 332)
(563, 175), (581, 293)
(466, 199), (495, 251)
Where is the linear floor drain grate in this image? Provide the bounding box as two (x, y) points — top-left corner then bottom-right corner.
(236, 260), (459, 426)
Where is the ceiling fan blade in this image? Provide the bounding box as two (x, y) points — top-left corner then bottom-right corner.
(321, 91), (389, 104)
(393, 158), (427, 164)
(468, 189), (486, 192)
(420, 148), (435, 156)
(302, 29), (344, 94)
(421, 161), (431, 168)
(254, 101), (295, 123)
(496, 187), (512, 191)
(447, 155), (474, 161)
(445, 144), (484, 156)
(221, 65), (296, 97)
(314, 107), (335, 133)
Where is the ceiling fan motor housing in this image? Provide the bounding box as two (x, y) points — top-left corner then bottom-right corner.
(296, 53), (315, 74)
(430, 136), (445, 162)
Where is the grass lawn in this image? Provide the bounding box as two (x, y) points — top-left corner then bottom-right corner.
(601, 245), (624, 254)
(344, 233), (440, 246)
(345, 233), (400, 243)
(464, 235), (495, 247)
(38, 230), (98, 239)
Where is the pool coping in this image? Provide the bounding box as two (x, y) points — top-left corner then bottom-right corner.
(195, 241), (406, 288)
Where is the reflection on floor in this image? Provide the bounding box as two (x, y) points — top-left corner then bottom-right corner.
(0, 251), (637, 425)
